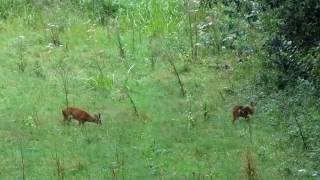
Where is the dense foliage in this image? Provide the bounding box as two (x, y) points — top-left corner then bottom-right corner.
(261, 0), (320, 89)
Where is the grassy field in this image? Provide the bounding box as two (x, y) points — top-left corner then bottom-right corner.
(0, 1), (317, 179)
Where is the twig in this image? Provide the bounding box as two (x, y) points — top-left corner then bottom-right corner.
(53, 145), (64, 180)
(18, 140), (25, 180)
(294, 116), (309, 150)
(126, 89), (139, 117)
(60, 67), (69, 107)
(203, 102), (209, 120)
(219, 91), (226, 101)
(186, 3), (194, 61)
(124, 64), (139, 117)
(247, 120), (253, 146)
(168, 59), (186, 97)
(116, 18), (125, 60)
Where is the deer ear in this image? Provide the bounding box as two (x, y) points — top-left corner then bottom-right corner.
(98, 113), (101, 118)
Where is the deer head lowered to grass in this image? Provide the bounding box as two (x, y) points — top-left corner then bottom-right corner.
(232, 102), (256, 124)
(62, 107), (101, 125)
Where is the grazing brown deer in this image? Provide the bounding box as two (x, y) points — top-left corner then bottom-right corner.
(232, 102), (256, 124)
(62, 107), (101, 125)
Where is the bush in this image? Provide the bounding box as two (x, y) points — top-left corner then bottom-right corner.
(78, 0), (124, 25)
(262, 0), (320, 89)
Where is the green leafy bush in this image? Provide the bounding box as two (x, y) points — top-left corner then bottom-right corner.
(262, 0), (320, 89)
(78, 0), (124, 25)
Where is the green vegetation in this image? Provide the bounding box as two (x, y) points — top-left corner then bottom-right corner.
(0, 0), (319, 179)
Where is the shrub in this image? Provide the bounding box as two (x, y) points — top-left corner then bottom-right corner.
(262, 0), (320, 90)
(79, 0), (124, 25)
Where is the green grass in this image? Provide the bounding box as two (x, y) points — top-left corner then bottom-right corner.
(0, 1), (316, 179)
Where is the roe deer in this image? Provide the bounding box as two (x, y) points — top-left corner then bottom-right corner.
(62, 107), (101, 125)
(232, 102), (256, 124)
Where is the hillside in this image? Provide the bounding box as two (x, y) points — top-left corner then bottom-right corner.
(0, 1), (319, 179)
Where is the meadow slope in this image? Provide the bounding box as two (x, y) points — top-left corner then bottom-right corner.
(0, 1), (315, 179)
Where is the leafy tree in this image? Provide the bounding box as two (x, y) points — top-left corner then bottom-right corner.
(262, 0), (320, 89)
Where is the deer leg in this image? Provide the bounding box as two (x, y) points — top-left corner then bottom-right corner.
(62, 111), (71, 123)
(62, 111), (67, 121)
(232, 113), (238, 124)
(65, 116), (70, 122)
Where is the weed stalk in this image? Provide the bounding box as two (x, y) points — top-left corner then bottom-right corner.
(168, 59), (186, 97)
(18, 140), (26, 180)
(116, 18), (125, 60)
(124, 64), (139, 118)
(203, 102), (209, 121)
(244, 150), (259, 180)
(56, 60), (70, 107)
(53, 148), (64, 180)
(294, 116), (309, 150)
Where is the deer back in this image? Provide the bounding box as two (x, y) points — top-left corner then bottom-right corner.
(63, 107), (101, 124)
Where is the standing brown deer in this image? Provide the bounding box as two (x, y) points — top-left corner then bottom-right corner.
(232, 102), (256, 124)
(62, 107), (101, 125)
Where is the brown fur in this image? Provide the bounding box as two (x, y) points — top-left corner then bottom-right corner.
(62, 107), (101, 125)
(232, 102), (256, 124)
